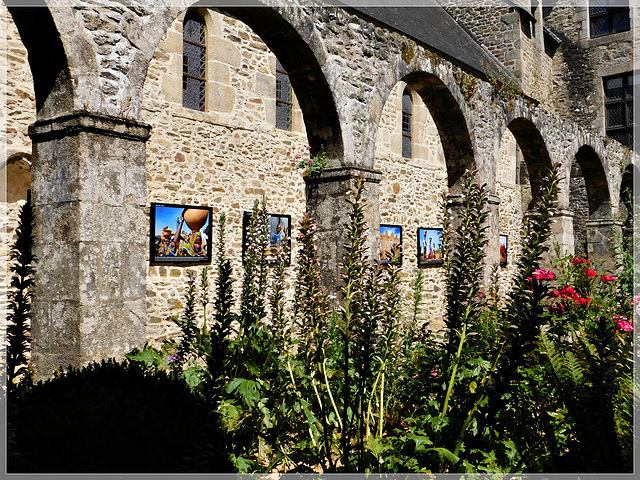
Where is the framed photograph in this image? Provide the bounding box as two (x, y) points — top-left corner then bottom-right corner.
(243, 212), (292, 265)
(417, 228), (443, 266)
(150, 202), (212, 264)
(380, 224), (402, 265)
(499, 234), (508, 266)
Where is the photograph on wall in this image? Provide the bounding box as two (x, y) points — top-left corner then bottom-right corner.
(380, 224), (402, 265)
(243, 212), (292, 265)
(150, 203), (212, 264)
(500, 234), (508, 266)
(417, 227), (443, 266)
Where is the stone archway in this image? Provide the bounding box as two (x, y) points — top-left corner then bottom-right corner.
(401, 71), (475, 193)
(6, 1), (345, 372)
(141, 5), (344, 335)
(505, 117), (554, 209)
(569, 145), (615, 264)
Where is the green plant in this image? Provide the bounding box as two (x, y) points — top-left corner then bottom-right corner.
(6, 191), (36, 390)
(8, 359), (232, 472)
(288, 145), (328, 175)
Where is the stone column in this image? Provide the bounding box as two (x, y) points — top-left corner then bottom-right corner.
(28, 112), (150, 378)
(586, 218), (622, 269)
(305, 166), (382, 297)
(550, 209), (575, 257)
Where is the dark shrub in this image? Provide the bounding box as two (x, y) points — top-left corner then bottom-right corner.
(7, 359), (233, 473)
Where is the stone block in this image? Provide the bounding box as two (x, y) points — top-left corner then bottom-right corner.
(209, 61), (230, 84)
(208, 82), (235, 113)
(78, 243), (100, 305)
(78, 153), (125, 206)
(36, 202), (80, 245)
(97, 242), (123, 302)
(35, 243), (80, 300)
(211, 38), (242, 67)
(255, 70), (273, 97)
(122, 243), (147, 300)
(51, 300), (81, 353)
(31, 300), (52, 351)
(162, 72), (182, 104)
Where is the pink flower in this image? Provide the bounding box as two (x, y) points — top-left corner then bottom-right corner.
(412, 374), (419, 379)
(294, 154), (301, 159)
(305, 145), (312, 150)
(533, 269), (556, 280)
(576, 297), (591, 306)
(601, 275), (617, 282)
(571, 256), (587, 265)
(308, 159), (313, 164)
(549, 290), (562, 298)
(548, 304), (566, 315)
(616, 320), (633, 332)
(479, 292), (485, 299)
(430, 369), (438, 378)
(585, 268), (597, 278)
(285, 151), (291, 156)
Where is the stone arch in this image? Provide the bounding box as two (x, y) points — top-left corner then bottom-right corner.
(373, 78), (449, 328)
(3, 153), (32, 203)
(5, 2), (74, 118)
(400, 71), (475, 191)
(504, 117), (553, 208)
(573, 145), (611, 219)
(155, 2), (343, 159)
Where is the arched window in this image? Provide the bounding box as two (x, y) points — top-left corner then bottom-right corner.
(401, 89), (412, 158)
(183, 11), (206, 111)
(275, 58), (293, 130)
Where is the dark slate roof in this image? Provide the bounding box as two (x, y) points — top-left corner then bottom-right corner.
(344, 6), (517, 82)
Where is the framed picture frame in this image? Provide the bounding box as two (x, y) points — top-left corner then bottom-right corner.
(417, 227), (444, 266)
(499, 234), (508, 266)
(242, 212), (292, 265)
(150, 202), (212, 264)
(380, 224), (402, 265)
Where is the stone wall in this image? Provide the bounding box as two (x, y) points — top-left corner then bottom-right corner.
(546, 2), (635, 137)
(445, 6), (555, 109)
(2, 2), (636, 372)
(142, 9), (308, 344)
(374, 82), (448, 329)
(496, 129), (525, 293)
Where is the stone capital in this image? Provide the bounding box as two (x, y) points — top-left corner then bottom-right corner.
(28, 111), (151, 143)
(304, 166), (382, 186)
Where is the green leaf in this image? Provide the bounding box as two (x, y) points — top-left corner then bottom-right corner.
(406, 432), (433, 453)
(227, 377), (261, 408)
(425, 447), (460, 464)
(183, 365), (205, 390)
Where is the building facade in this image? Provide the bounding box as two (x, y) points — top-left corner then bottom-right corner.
(1, 0), (636, 377)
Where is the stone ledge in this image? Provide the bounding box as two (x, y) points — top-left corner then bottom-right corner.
(28, 111), (152, 143)
(304, 166), (382, 185)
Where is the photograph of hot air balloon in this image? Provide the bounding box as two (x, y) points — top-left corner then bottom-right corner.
(150, 203), (212, 264)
